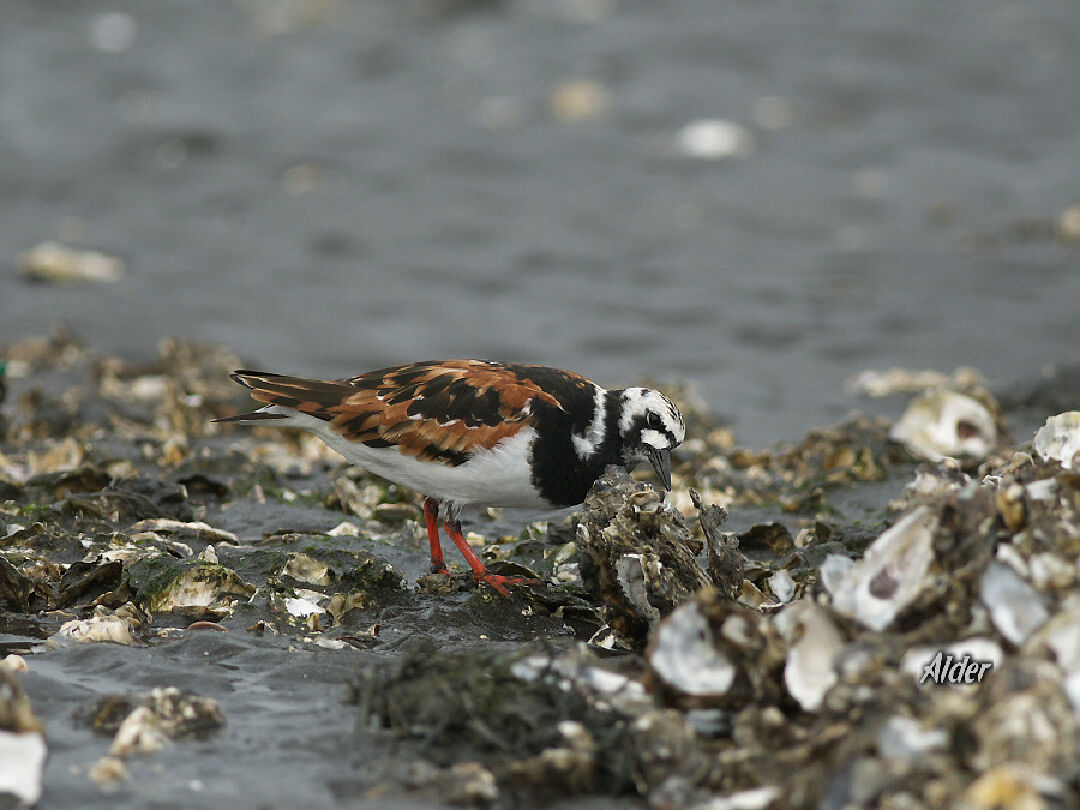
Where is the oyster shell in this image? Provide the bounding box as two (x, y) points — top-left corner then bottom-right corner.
(890, 389), (996, 462)
(0, 669), (46, 805)
(1034, 411), (1080, 470)
(775, 600), (843, 711)
(577, 469), (710, 648)
(980, 562), (1048, 645)
(826, 506), (938, 632)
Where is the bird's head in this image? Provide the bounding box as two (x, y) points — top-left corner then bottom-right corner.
(616, 387), (685, 489)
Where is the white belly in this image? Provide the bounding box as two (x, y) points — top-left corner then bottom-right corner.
(274, 410), (548, 509)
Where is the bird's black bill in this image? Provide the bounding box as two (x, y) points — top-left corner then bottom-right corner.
(645, 447), (672, 490)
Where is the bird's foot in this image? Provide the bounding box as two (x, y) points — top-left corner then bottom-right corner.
(423, 567), (535, 598)
(475, 572), (541, 598)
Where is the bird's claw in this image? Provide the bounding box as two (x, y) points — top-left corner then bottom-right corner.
(477, 573), (541, 598)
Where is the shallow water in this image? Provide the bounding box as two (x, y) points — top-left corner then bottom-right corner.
(2, 0), (1079, 447)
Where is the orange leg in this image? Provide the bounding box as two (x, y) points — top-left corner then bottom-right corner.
(442, 517), (539, 599)
(423, 497), (448, 574)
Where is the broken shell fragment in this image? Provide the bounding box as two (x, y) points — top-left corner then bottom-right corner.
(445, 761), (499, 805)
(1025, 597), (1080, 716)
(875, 715), (947, 762)
(126, 519), (237, 543)
(136, 561), (256, 617)
(1034, 412), (1080, 470)
(775, 600), (843, 712)
(83, 686), (225, 782)
(578, 469), (711, 649)
(110, 705), (169, 755)
(767, 569), (796, 603)
(847, 366), (987, 397)
(281, 552), (332, 586)
(328, 521), (360, 537)
(647, 588), (784, 709)
(649, 600), (736, 700)
(17, 240), (125, 284)
(826, 506), (938, 632)
(690, 786), (780, 810)
(47, 603), (144, 647)
(0, 669), (46, 806)
(283, 589), (328, 618)
(980, 562), (1049, 645)
(889, 389), (996, 462)
(675, 119), (754, 160)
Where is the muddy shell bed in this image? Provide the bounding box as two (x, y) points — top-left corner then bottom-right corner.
(3, 334), (1080, 809)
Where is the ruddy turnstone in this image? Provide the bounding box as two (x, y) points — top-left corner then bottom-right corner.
(216, 360), (685, 597)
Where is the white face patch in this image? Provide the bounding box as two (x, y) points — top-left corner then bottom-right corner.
(619, 388), (648, 435)
(619, 388), (685, 448)
(640, 428), (668, 449)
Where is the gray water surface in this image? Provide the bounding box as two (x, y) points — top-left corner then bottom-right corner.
(2, 0), (1078, 446)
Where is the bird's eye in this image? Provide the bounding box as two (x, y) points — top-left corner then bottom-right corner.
(647, 412), (663, 431)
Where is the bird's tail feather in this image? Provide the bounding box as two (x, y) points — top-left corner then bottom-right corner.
(219, 369), (350, 423)
(212, 410), (289, 424)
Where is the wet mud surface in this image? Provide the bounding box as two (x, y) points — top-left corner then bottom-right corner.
(4, 335), (1080, 808)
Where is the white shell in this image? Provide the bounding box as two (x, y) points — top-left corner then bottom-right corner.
(1028, 596), (1080, 718)
(980, 562), (1048, 645)
(876, 716), (947, 762)
(614, 554), (662, 625)
(0, 731), (47, 804)
(648, 601), (735, 698)
(889, 389), (995, 462)
(47, 607), (140, 647)
(826, 506), (937, 632)
(1034, 411), (1080, 470)
(775, 600), (843, 712)
(767, 569), (796, 603)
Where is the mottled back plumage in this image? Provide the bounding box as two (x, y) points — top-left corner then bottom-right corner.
(223, 360), (596, 468)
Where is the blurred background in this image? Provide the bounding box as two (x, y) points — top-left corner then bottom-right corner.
(2, 0), (1078, 445)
